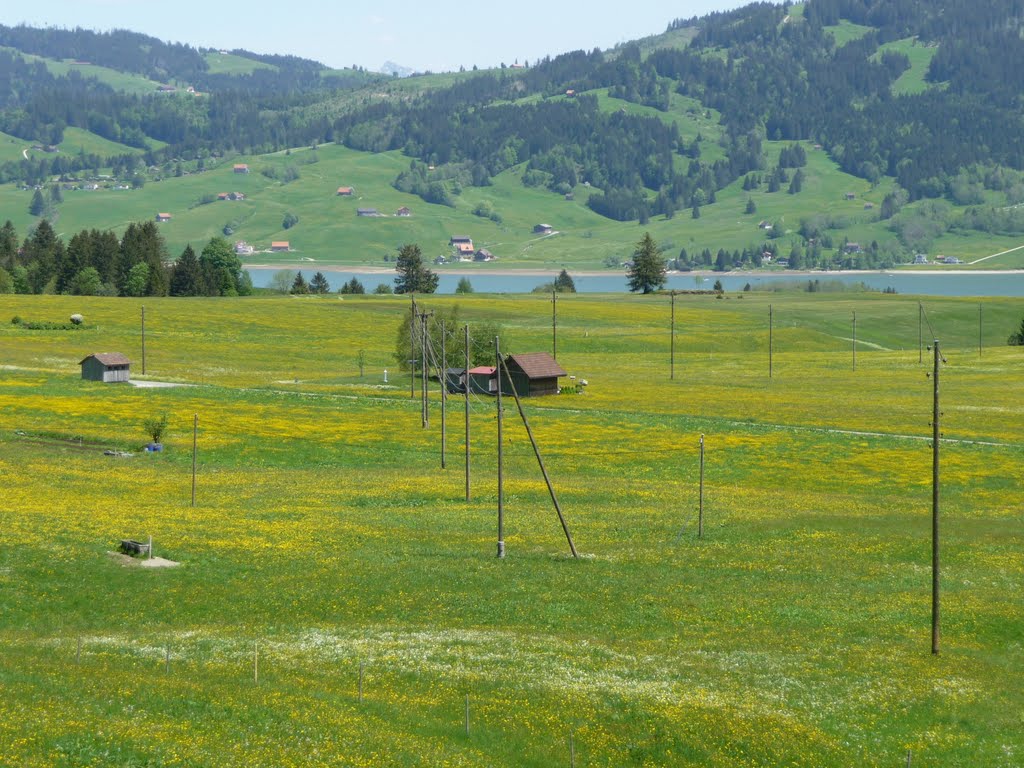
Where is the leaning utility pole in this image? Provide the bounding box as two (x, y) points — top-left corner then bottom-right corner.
(496, 336), (505, 558)
(500, 356), (579, 558)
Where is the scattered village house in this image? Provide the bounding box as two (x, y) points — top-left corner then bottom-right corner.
(844, 242), (863, 254)
(235, 241), (254, 256)
(270, 241), (290, 252)
(233, 164), (250, 174)
(337, 186), (354, 196)
(396, 206), (412, 216)
(502, 352), (567, 397)
(80, 353), (130, 383)
(467, 366), (497, 395)
(474, 248), (495, 262)
(533, 223), (554, 235)
(450, 235), (475, 259)
(155, 213), (172, 222)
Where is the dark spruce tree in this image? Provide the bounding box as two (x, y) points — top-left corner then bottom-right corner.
(626, 233), (666, 294)
(290, 271), (309, 294)
(394, 243), (438, 294)
(170, 245), (203, 296)
(553, 269), (576, 293)
(309, 271), (331, 294)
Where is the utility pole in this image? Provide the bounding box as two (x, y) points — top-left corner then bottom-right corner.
(141, 305), (146, 375)
(410, 294), (417, 400)
(421, 311), (431, 428)
(978, 303), (983, 359)
(191, 414), (198, 507)
(496, 336), (505, 558)
(440, 320), (447, 469)
(931, 340), (941, 655)
(464, 324), (471, 502)
(670, 291), (676, 380)
(501, 356), (579, 559)
(551, 290), (557, 361)
(769, 303), (773, 379)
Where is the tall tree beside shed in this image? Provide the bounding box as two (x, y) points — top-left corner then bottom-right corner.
(0, 220), (18, 269)
(394, 243), (439, 294)
(56, 230), (92, 294)
(626, 232), (667, 294)
(22, 219), (64, 294)
(170, 245), (203, 296)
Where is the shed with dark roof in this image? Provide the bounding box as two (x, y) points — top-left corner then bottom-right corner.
(80, 353), (131, 383)
(503, 352), (566, 397)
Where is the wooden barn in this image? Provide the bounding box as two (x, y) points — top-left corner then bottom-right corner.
(80, 353), (130, 383)
(502, 352), (565, 397)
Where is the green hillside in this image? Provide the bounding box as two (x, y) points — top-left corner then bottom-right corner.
(0, 129), (30, 163)
(873, 38), (941, 95)
(0, 46), (164, 95)
(5, 136), (1024, 271)
(203, 51), (276, 76)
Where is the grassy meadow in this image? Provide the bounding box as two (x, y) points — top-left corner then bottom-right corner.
(0, 289), (1021, 766)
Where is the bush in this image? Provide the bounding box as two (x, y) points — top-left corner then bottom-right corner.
(142, 413), (168, 444)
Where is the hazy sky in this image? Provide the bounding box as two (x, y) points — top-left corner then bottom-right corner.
(0, 1), (750, 73)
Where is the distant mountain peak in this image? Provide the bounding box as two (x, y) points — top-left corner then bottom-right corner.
(379, 61), (414, 78)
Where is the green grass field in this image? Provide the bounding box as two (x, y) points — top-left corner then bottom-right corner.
(203, 51), (277, 76)
(0, 46), (164, 95)
(0, 290), (1021, 766)
(0, 130), (30, 163)
(872, 38), (941, 96)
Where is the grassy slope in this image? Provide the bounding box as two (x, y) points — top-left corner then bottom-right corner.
(0, 129), (31, 163)
(58, 126), (147, 157)
(0, 291), (1020, 767)
(873, 38), (941, 95)
(823, 21), (874, 47)
(203, 51), (276, 75)
(0, 46), (165, 94)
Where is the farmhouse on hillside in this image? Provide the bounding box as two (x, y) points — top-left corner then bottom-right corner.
(474, 248), (495, 262)
(337, 186), (354, 196)
(233, 164), (250, 174)
(155, 213), (172, 223)
(533, 223), (554, 235)
(80, 353), (130, 383)
(502, 352), (566, 397)
(450, 235), (475, 258)
(396, 206), (412, 216)
(270, 241), (290, 252)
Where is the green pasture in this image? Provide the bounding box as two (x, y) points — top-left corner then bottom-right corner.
(0, 130), (30, 163)
(0, 291), (1020, 767)
(203, 51), (276, 76)
(0, 46), (163, 95)
(59, 126), (147, 158)
(873, 38), (941, 96)
(824, 21), (874, 47)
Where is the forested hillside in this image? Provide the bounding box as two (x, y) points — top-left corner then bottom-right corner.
(3, 0), (1024, 279)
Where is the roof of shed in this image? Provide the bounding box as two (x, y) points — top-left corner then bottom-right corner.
(506, 352), (566, 379)
(80, 352), (130, 366)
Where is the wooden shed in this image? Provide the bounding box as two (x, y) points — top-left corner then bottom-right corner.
(80, 353), (130, 383)
(503, 352), (566, 397)
(467, 366), (497, 395)
(445, 367), (467, 394)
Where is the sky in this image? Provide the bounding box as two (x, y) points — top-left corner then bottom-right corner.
(0, 0), (750, 73)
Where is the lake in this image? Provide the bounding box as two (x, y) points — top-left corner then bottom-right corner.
(246, 268), (1024, 297)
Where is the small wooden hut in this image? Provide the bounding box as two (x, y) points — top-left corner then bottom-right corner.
(80, 353), (131, 383)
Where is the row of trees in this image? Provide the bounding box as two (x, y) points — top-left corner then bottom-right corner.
(0, 219), (250, 297)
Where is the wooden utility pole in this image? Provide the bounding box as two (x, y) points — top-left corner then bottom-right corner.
(500, 357), (579, 558)
(670, 290), (676, 380)
(769, 303), (774, 378)
(191, 414), (198, 507)
(141, 305), (146, 375)
(932, 340), (941, 655)
(698, 434), (705, 539)
(551, 290), (557, 361)
(978, 303), (983, 358)
(410, 295), (417, 400)
(852, 310), (857, 371)
(496, 336), (505, 558)
(421, 311), (431, 428)
(440, 320), (447, 469)
(464, 324), (471, 502)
